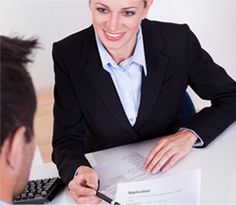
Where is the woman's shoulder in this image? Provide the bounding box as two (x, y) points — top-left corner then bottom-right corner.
(53, 25), (94, 50)
(142, 18), (189, 33)
(142, 18), (192, 43)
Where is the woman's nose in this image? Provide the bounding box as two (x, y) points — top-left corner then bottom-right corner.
(107, 14), (120, 31)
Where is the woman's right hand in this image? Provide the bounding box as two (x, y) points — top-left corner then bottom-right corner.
(68, 166), (101, 204)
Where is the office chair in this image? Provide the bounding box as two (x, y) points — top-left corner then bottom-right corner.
(179, 92), (196, 126)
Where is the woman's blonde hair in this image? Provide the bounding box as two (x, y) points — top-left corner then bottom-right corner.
(144, 0), (148, 7)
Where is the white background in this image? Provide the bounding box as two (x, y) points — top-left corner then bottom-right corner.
(1, 0), (236, 109)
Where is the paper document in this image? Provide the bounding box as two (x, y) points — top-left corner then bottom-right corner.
(115, 169), (201, 204)
(94, 152), (161, 198)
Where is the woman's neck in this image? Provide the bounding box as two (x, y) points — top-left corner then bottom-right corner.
(109, 49), (133, 64)
(107, 37), (137, 64)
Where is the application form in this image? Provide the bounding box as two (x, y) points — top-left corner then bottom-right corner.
(115, 169), (201, 204)
(94, 152), (161, 198)
(94, 152), (201, 204)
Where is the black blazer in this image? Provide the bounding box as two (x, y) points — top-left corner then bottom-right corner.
(52, 19), (236, 184)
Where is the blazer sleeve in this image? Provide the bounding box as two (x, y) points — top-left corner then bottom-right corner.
(52, 42), (91, 185)
(184, 24), (236, 147)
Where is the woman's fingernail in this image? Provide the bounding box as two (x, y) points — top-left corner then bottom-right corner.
(162, 167), (168, 172)
(152, 168), (159, 174)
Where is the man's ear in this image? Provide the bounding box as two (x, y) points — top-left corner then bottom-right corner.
(7, 127), (26, 170)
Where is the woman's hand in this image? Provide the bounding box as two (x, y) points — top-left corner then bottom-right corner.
(144, 129), (197, 174)
(68, 166), (101, 204)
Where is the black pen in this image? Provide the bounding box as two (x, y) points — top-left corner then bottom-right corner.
(85, 185), (121, 204)
(96, 190), (121, 205)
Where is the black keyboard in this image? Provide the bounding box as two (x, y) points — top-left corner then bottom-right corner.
(13, 177), (65, 204)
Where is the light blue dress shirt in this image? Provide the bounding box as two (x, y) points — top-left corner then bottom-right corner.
(95, 28), (146, 126)
(95, 28), (203, 146)
(0, 200), (8, 205)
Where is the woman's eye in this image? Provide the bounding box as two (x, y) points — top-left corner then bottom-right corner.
(97, 7), (109, 14)
(122, 11), (135, 17)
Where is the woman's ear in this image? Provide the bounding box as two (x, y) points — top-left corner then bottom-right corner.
(88, 0), (92, 11)
(146, 0), (154, 7)
(7, 127), (26, 170)
(142, 0), (154, 19)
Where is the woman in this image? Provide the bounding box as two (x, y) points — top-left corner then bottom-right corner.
(52, 0), (236, 203)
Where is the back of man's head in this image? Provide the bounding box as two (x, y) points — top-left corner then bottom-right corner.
(0, 36), (39, 203)
(0, 36), (38, 149)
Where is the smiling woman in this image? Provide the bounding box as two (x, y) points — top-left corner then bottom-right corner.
(89, 0), (153, 64)
(51, 0), (236, 204)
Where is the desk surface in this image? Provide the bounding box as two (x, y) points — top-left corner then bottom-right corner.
(29, 122), (236, 204)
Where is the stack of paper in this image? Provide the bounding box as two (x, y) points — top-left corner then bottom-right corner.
(94, 152), (201, 204)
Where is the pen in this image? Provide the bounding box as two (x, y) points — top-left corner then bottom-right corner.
(96, 190), (121, 205)
(85, 185), (121, 205)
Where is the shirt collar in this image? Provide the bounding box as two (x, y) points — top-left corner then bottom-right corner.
(0, 200), (9, 205)
(95, 27), (147, 76)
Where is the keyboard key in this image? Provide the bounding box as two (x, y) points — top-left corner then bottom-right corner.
(28, 192), (35, 199)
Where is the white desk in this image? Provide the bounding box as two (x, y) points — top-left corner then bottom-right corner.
(29, 122), (236, 204)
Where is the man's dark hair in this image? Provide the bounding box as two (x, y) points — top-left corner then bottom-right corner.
(0, 36), (38, 149)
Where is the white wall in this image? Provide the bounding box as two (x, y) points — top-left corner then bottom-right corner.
(148, 0), (236, 109)
(0, 0), (91, 91)
(1, 0), (236, 110)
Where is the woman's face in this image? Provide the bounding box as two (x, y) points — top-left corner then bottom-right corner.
(89, 0), (152, 56)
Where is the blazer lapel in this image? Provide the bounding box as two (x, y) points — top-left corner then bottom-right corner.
(134, 20), (169, 130)
(82, 26), (138, 137)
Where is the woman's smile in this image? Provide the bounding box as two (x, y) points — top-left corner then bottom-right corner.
(103, 31), (125, 41)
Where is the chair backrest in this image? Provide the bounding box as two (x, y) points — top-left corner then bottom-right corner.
(179, 92), (196, 126)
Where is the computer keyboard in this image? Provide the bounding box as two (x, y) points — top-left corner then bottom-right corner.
(13, 177), (65, 204)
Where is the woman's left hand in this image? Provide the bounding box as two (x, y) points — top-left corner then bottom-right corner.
(144, 129), (198, 174)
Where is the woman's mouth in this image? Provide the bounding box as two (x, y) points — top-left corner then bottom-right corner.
(104, 31), (125, 41)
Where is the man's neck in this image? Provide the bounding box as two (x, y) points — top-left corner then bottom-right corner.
(0, 164), (13, 204)
(0, 183), (13, 204)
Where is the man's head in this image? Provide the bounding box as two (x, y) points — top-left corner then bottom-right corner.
(0, 36), (38, 203)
